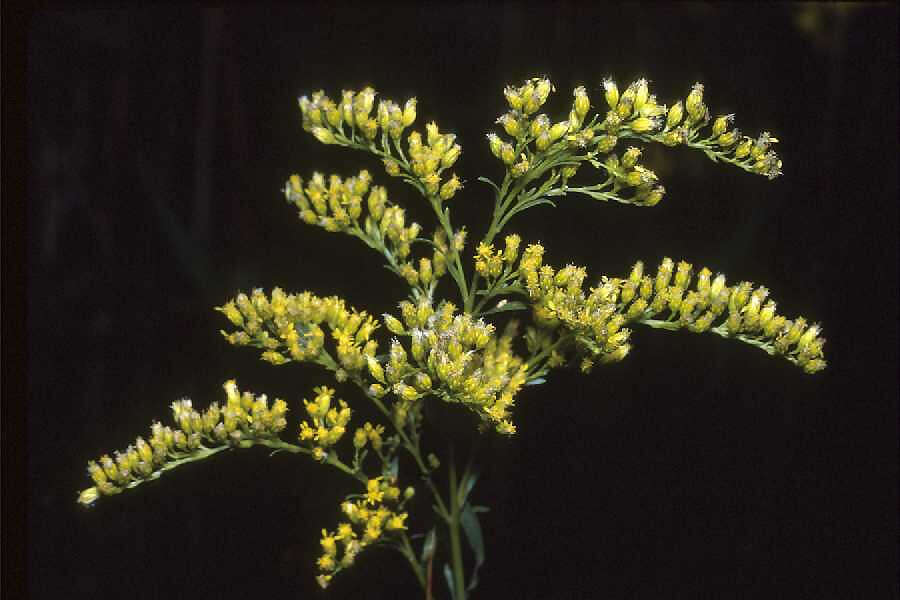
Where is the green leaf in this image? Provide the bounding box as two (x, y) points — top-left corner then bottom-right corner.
(421, 528), (437, 563)
(477, 176), (501, 194)
(525, 377), (546, 386)
(443, 563), (455, 598)
(460, 503), (486, 592)
(470, 505), (491, 513)
(703, 149), (720, 163)
(481, 301), (529, 316)
(458, 470), (479, 507)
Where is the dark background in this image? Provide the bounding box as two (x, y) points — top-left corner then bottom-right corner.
(12, 2), (898, 599)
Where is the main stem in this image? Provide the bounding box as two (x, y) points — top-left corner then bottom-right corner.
(447, 454), (467, 600)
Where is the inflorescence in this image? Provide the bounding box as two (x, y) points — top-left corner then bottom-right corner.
(79, 74), (818, 594)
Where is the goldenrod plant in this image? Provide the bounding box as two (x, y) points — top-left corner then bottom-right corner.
(78, 76), (825, 599)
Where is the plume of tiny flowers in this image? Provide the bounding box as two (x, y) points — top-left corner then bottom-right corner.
(77, 380), (287, 507)
(297, 386), (352, 461)
(217, 289), (380, 381)
(315, 474), (411, 589)
(614, 257), (825, 372)
(376, 298), (527, 434)
(297, 87), (462, 203)
(515, 246), (825, 374)
(283, 170), (440, 291)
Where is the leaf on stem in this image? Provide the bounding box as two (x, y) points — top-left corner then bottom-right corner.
(460, 503), (486, 592)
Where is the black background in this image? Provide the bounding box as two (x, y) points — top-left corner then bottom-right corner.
(12, 2), (898, 599)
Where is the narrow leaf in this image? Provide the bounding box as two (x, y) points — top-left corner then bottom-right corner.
(421, 528), (437, 563)
(525, 377), (546, 386)
(443, 563), (455, 598)
(460, 504), (486, 592)
(481, 301), (529, 316)
(477, 176), (501, 194)
(458, 470), (479, 507)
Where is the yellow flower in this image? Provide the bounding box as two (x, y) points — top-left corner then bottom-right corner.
(385, 512), (408, 531)
(320, 529), (338, 556)
(366, 477), (385, 505)
(317, 554), (335, 571)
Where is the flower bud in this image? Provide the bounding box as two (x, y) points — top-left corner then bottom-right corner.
(711, 114), (734, 137)
(360, 118), (378, 140)
(717, 128), (740, 147)
(503, 234), (521, 263)
(666, 101), (684, 129)
(311, 127), (336, 145)
(685, 83), (704, 119)
(622, 147), (641, 169)
(487, 133), (503, 158)
(402, 98), (417, 126)
(353, 87), (376, 122)
(425, 121), (440, 146)
(561, 163), (579, 180)
(674, 261), (693, 289)
(633, 78), (649, 113)
(596, 135), (617, 153)
(535, 78), (553, 105)
(630, 116), (657, 133)
(78, 487), (100, 507)
(603, 78), (619, 109)
(500, 143), (516, 165)
(503, 85), (523, 111)
(573, 86), (590, 118)
(340, 90), (355, 127)
(548, 121), (569, 143)
(530, 114), (550, 138)
(655, 257), (674, 293)
(440, 174), (461, 201)
(442, 144), (461, 169)
(497, 113), (521, 137)
(734, 138), (752, 159)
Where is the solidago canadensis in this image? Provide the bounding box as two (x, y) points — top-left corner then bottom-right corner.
(78, 75), (824, 599)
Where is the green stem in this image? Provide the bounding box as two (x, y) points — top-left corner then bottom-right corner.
(399, 532), (428, 590)
(447, 454), (467, 600)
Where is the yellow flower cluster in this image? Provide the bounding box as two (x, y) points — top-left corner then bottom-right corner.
(352, 422), (385, 451)
(625, 80), (783, 179)
(298, 87), (462, 202)
(77, 380), (287, 506)
(283, 171), (439, 289)
(517, 244), (632, 372)
(284, 170), (373, 233)
(594, 147), (667, 207)
(488, 77), (574, 175)
(600, 77), (669, 140)
(516, 245), (826, 374)
(615, 258), (826, 373)
(217, 289), (380, 378)
(474, 234), (521, 281)
(298, 386), (351, 461)
(299, 87), (399, 143)
(315, 477), (409, 589)
(403, 123), (463, 201)
(377, 299), (527, 434)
